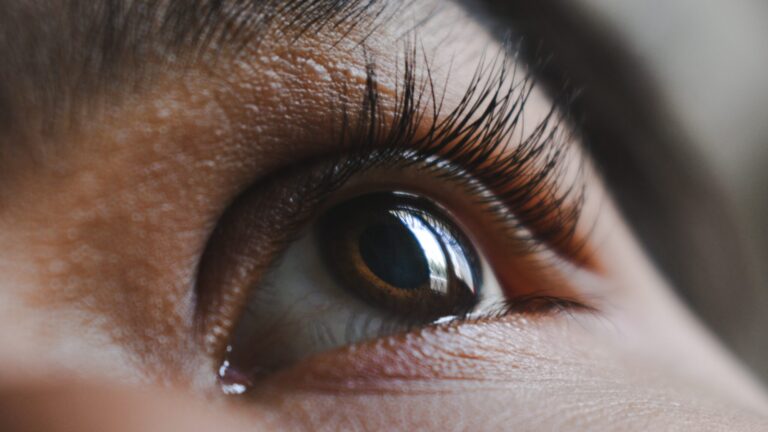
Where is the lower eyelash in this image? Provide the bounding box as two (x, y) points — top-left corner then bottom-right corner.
(424, 295), (596, 331)
(492, 294), (596, 317)
(344, 296), (596, 346)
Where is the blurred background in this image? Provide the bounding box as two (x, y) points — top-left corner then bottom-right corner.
(571, 0), (768, 381)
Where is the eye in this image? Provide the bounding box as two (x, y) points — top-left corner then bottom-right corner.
(195, 50), (595, 396)
(217, 190), (507, 393)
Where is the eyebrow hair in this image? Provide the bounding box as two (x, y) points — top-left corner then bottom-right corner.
(0, 0), (397, 137)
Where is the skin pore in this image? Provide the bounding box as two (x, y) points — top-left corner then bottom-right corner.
(0, 0), (767, 430)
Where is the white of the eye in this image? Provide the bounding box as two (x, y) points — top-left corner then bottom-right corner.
(233, 233), (394, 368)
(234, 228), (504, 371)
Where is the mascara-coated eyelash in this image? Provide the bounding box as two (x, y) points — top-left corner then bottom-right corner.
(315, 43), (588, 261)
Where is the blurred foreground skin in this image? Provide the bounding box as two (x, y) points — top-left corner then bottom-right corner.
(0, 1), (768, 431)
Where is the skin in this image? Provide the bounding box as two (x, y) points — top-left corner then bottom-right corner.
(0, 1), (766, 430)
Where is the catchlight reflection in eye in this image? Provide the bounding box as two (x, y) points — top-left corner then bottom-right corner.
(218, 192), (504, 394)
(319, 192), (481, 320)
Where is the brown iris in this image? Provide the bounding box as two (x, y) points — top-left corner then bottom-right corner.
(317, 192), (482, 321)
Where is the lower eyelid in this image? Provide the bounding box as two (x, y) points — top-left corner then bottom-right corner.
(243, 311), (601, 396)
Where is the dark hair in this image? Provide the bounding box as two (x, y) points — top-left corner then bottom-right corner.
(481, 0), (758, 370)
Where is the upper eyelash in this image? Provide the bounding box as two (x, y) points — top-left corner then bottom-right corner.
(316, 39), (589, 259)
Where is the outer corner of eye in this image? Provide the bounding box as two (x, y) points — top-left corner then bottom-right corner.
(207, 187), (587, 396)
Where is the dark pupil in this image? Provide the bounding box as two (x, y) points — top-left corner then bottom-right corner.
(358, 216), (431, 290)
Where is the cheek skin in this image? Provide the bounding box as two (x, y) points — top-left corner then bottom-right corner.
(0, 315), (764, 432)
(238, 316), (768, 431)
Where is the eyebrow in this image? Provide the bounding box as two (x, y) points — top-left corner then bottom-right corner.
(0, 0), (396, 136)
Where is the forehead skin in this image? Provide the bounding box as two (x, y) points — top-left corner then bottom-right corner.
(0, 0), (767, 430)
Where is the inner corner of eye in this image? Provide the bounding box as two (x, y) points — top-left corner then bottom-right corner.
(218, 190), (508, 393)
